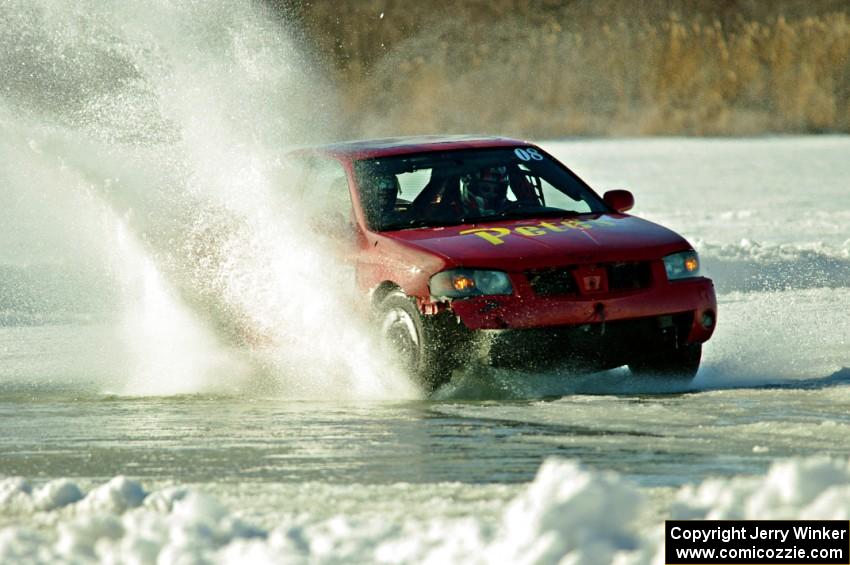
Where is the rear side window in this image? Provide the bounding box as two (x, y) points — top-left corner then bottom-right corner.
(285, 156), (353, 222)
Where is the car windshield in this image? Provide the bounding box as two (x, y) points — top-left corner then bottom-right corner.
(353, 147), (608, 231)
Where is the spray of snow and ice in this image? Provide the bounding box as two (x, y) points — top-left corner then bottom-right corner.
(0, 0), (414, 398)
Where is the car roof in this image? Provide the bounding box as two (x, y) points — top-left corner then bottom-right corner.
(306, 134), (531, 160)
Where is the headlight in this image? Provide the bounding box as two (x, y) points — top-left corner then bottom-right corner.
(430, 269), (513, 298)
(663, 250), (701, 281)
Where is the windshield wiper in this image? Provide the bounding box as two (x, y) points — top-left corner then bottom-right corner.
(380, 209), (588, 231)
(382, 217), (467, 230)
(492, 208), (583, 221)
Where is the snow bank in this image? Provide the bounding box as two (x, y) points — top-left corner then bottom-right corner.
(486, 460), (642, 565)
(697, 239), (850, 263)
(0, 478), (83, 512)
(696, 239), (850, 292)
(672, 457), (850, 521)
(4, 456), (850, 564)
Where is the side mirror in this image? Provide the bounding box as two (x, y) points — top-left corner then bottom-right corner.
(603, 190), (634, 213)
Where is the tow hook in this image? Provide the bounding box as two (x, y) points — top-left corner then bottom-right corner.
(594, 302), (606, 335)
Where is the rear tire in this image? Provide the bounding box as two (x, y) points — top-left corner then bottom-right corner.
(377, 291), (461, 391)
(628, 343), (701, 383)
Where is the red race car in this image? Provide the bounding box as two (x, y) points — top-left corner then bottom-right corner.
(288, 135), (716, 389)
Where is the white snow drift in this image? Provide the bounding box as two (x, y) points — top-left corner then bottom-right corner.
(4, 455), (850, 564)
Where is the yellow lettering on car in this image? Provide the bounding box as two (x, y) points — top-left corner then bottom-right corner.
(460, 218), (617, 245)
(514, 226), (547, 237)
(459, 227), (512, 245)
(538, 221), (568, 232)
(562, 219), (589, 229)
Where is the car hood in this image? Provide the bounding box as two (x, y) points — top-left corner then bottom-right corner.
(379, 214), (691, 269)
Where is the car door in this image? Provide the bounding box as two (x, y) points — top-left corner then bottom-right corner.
(284, 155), (362, 294)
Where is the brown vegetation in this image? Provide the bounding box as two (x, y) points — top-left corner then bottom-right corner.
(275, 0), (850, 137)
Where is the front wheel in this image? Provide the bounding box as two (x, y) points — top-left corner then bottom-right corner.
(628, 343), (702, 382)
(377, 291), (462, 391)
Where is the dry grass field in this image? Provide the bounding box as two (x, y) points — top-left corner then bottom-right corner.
(275, 0), (850, 137)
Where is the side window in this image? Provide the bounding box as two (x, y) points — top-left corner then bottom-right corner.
(287, 157), (352, 224)
(305, 158), (352, 219)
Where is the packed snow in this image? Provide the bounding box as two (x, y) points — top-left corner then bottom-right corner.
(4, 457), (850, 564)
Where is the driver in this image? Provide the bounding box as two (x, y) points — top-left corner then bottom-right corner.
(460, 165), (510, 216)
(364, 173), (401, 228)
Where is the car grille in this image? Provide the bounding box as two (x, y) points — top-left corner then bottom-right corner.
(526, 268), (578, 296)
(607, 261), (653, 291)
(526, 261), (652, 296)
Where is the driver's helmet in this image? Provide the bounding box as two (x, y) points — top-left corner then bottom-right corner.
(365, 173), (400, 224)
(461, 165), (509, 213)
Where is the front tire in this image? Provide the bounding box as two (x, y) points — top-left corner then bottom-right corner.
(628, 343), (702, 382)
(378, 291), (462, 391)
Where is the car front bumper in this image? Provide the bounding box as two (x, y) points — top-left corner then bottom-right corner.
(445, 276), (717, 346)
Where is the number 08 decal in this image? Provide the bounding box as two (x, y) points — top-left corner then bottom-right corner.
(514, 147), (544, 161)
